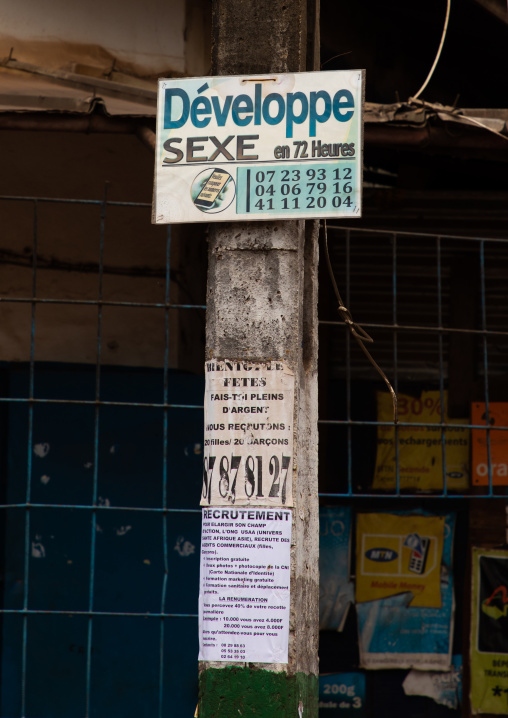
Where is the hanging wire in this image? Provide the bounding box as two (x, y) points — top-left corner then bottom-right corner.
(410, 0), (451, 101)
(321, 50), (353, 69)
(322, 220), (398, 424)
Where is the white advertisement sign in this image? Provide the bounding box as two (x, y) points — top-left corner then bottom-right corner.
(154, 69), (363, 223)
(199, 507), (292, 663)
(201, 359), (294, 507)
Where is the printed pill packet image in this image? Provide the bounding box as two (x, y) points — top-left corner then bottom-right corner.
(191, 169), (235, 213)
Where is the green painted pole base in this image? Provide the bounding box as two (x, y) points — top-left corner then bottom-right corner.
(198, 666), (318, 718)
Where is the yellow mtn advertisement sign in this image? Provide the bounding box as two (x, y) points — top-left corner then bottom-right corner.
(356, 513), (445, 608)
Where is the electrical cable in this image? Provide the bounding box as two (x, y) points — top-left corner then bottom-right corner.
(408, 1), (508, 145)
(410, 0), (451, 101)
(322, 220), (398, 424)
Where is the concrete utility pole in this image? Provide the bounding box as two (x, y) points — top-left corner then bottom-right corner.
(199, 0), (320, 716)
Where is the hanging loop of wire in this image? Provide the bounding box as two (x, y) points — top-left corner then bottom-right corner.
(410, 0), (451, 101)
(322, 220), (398, 424)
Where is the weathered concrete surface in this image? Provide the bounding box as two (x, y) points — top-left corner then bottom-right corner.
(201, 146), (319, 716)
(212, 0), (308, 76)
(291, 219), (319, 677)
(200, 0), (319, 714)
(205, 219), (319, 680)
(206, 222), (303, 365)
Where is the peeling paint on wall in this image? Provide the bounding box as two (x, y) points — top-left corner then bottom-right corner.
(32, 537), (46, 558)
(174, 536), (195, 557)
(33, 443), (50, 458)
(116, 525), (132, 536)
(402, 659), (462, 709)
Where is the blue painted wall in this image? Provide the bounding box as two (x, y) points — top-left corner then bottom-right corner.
(0, 364), (204, 718)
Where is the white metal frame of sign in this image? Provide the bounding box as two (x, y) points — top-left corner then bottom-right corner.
(153, 70), (364, 224)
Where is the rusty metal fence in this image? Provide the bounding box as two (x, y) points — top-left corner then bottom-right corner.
(1, 197), (507, 717)
(319, 225), (508, 500)
(0, 192), (205, 718)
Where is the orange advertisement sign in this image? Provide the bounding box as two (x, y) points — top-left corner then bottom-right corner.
(472, 402), (508, 486)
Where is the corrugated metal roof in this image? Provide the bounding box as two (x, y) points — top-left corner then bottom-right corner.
(0, 64), (156, 116)
(365, 100), (508, 136)
(0, 61), (507, 136)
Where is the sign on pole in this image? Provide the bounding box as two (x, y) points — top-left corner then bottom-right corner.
(154, 70), (363, 223)
(201, 360), (295, 508)
(199, 507), (291, 663)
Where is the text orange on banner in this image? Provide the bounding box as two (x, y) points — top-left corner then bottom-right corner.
(472, 402), (508, 486)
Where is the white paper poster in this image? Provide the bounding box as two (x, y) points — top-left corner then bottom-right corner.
(201, 359), (294, 507)
(198, 507), (292, 663)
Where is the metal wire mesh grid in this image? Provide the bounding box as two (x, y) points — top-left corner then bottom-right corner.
(0, 193), (204, 718)
(319, 225), (508, 499)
